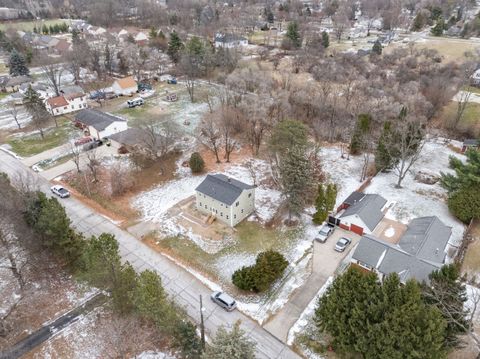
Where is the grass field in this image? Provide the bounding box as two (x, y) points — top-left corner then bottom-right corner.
(155, 221), (300, 286)
(439, 101), (480, 136)
(462, 221), (480, 275)
(0, 19), (67, 32)
(8, 119), (78, 157)
(416, 38), (479, 62)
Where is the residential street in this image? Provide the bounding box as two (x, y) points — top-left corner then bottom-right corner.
(0, 150), (300, 359)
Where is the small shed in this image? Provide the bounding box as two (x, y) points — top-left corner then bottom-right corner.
(462, 139), (479, 153)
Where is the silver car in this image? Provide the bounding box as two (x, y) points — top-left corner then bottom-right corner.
(51, 185), (70, 198)
(211, 291), (237, 311)
(335, 237), (351, 252)
(315, 223), (334, 243)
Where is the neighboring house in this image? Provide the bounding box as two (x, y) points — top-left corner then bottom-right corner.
(195, 174), (255, 227)
(214, 33), (248, 48)
(334, 193), (387, 235)
(112, 76), (137, 96)
(351, 216), (452, 283)
(54, 39), (71, 54)
(0, 75), (32, 93)
(46, 86), (87, 116)
(109, 127), (162, 154)
(471, 69), (480, 86)
(462, 139), (479, 153)
(87, 26), (107, 37)
(75, 109), (128, 139)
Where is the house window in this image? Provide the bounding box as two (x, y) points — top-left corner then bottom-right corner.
(248, 193), (252, 198)
(234, 214), (236, 219)
(220, 212), (223, 217)
(220, 203), (223, 207)
(236, 201), (239, 207)
(241, 209), (244, 213)
(199, 202), (202, 206)
(226, 215), (229, 219)
(55, 109), (59, 113)
(71, 105), (74, 109)
(64, 106), (67, 110)
(205, 205), (207, 209)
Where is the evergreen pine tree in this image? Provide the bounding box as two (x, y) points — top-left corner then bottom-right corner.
(349, 114), (371, 155)
(9, 49), (29, 76)
(149, 27), (157, 39)
(372, 40), (382, 55)
(202, 321), (256, 359)
(23, 85), (50, 138)
(321, 31), (329, 48)
(174, 321), (203, 359)
(325, 183), (337, 212)
(312, 184), (327, 224)
(285, 21), (301, 48)
(168, 31), (184, 63)
(375, 121), (394, 172)
(189, 152), (205, 173)
(431, 17), (445, 36)
(280, 146), (313, 219)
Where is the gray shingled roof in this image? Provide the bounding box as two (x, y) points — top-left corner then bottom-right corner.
(109, 127), (163, 148)
(340, 194), (387, 231)
(352, 216), (451, 284)
(353, 235), (442, 283)
(464, 139), (479, 146)
(75, 109), (125, 131)
(398, 216), (451, 264)
(195, 174), (254, 205)
(342, 191), (365, 206)
(215, 33), (247, 43)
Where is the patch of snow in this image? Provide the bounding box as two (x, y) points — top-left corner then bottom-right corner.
(287, 276), (333, 345)
(384, 226), (395, 238)
(134, 351), (176, 359)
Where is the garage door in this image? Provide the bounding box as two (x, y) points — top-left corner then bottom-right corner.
(350, 224), (364, 236)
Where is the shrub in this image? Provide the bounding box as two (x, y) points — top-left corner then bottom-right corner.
(232, 250), (288, 292)
(448, 187), (480, 223)
(189, 152), (205, 173)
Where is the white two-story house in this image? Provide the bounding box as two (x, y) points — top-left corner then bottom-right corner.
(195, 174), (255, 227)
(46, 86), (88, 116)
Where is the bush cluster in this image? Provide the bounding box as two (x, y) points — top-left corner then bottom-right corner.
(232, 250), (288, 292)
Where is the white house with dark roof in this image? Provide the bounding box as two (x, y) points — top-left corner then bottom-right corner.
(214, 33), (248, 48)
(335, 193), (387, 235)
(74, 109), (128, 140)
(195, 174), (255, 227)
(351, 216), (452, 283)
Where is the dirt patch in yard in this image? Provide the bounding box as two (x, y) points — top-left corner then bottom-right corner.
(197, 144), (258, 174)
(462, 220), (480, 281)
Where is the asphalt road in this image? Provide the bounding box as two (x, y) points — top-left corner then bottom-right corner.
(0, 150), (300, 359)
(0, 294), (106, 359)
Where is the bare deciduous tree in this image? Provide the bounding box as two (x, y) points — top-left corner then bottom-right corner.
(86, 149), (100, 182)
(70, 142), (82, 173)
(41, 62), (64, 97)
(199, 113), (221, 163)
(8, 102), (21, 129)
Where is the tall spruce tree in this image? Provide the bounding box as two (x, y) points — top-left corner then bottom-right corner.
(372, 40), (382, 55)
(375, 121), (394, 172)
(9, 49), (29, 76)
(23, 85), (50, 138)
(315, 267), (448, 358)
(285, 21), (301, 48)
(168, 31), (184, 63)
(350, 114), (371, 155)
(312, 183), (337, 224)
(280, 146), (313, 220)
(321, 31), (329, 48)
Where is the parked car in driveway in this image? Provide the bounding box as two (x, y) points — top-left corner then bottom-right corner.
(211, 291), (237, 311)
(51, 185), (70, 198)
(335, 237), (352, 252)
(315, 223), (334, 243)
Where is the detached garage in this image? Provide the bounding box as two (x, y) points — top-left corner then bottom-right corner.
(335, 193), (387, 235)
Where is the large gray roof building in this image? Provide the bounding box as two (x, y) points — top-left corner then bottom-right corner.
(75, 109), (126, 131)
(352, 216), (452, 283)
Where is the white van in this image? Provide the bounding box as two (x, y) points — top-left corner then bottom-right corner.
(127, 97), (144, 108)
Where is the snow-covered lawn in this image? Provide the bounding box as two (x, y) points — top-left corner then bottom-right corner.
(133, 154), (314, 324)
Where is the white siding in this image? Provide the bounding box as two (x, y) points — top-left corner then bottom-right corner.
(88, 121), (128, 139)
(195, 187), (255, 227)
(112, 82), (137, 96)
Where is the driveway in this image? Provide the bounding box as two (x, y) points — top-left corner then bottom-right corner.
(263, 227), (360, 341)
(0, 150), (300, 359)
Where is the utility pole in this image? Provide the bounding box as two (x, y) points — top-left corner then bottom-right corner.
(199, 294), (205, 349)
